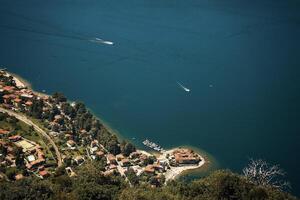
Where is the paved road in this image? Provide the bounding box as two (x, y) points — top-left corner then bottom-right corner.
(0, 107), (62, 167)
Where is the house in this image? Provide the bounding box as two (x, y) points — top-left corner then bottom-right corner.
(38, 165), (45, 171)
(152, 163), (164, 172)
(6, 154), (16, 163)
(20, 93), (34, 101)
(27, 155), (36, 162)
(13, 98), (22, 108)
(8, 135), (21, 142)
(0, 129), (10, 138)
(129, 151), (141, 159)
(120, 158), (130, 167)
(79, 129), (88, 137)
(24, 101), (33, 111)
(15, 174), (24, 180)
(107, 154), (117, 165)
(173, 148), (200, 165)
(39, 170), (50, 178)
(91, 140), (98, 148)
(66, 140), (76, 149)
(103, 169), (115, 176)
(96, 150), (105, 158)
(144, 165), (155, 174)
(90, 146), (98, 154)
(109, 164), (117, 170)
(116, 154), (125, 161)
(74, 155), (85, 165)
(64, 133), (73, 140)
(3, 86), (15, 93)
(2, 94), (12, 104)
(144, 163), (164, 174)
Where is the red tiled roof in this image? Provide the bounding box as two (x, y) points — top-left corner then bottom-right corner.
(39, 170), (49, 177)
(13, 98), (22, 103)
(3, 86), (15, 91)
(8, 135), (21, 141)
(15, 174), (24, 180)
(107, 154), (116, 161)
(0, 129), (9, 135)
(25, 101), (33, 106)
(2, 94), (10, 99)
(96, 151), (104, 156)
(144, 165), (155, 173)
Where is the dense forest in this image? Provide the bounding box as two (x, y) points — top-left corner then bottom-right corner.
(0, 162), (297, 200)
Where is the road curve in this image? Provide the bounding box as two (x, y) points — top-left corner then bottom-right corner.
(0, 107), (62, 167)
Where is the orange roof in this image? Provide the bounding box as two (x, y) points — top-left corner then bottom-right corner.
(3, 86), (15, 91)
(13, 98), (22, 103)
(96, 151), (104, 156)
(121, 158), (130, 164)
(15, 174), (24, 180)
(67, 140), (76, 146)
(8, 135), (21, 141)
(109, 164), (117, 169)
(25, 101), (33, 106)
(107, 154), (116, 161)
(2, 94), (10, 99)
(144, 165), (155, 173)
(0, 129), (9, 135)
(39, 170), (49, 177)
(30, 158), (45, 166)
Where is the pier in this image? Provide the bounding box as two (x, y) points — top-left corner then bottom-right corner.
(142, 139), (165, 152)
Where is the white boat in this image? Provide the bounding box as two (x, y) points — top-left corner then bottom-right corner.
(94, 37), (114, 45)
(177, 82), (190, 92)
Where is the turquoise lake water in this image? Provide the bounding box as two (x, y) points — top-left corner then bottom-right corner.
(0, 0), (299, 195)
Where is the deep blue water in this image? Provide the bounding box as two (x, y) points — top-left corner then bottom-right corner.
(1, 0), (300, 195)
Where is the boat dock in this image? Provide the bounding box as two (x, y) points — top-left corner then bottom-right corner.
(142, 139), (165, 152)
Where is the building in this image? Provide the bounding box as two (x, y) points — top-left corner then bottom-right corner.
(0, 129), (10, 138)
(66, 140), (76, 149)
(144, 165), (155, 174)
(39, 170), (50, 178)
(120, 158), (130, 167)
(173, 148), (200, 165)
(8, 135), (21, 142)
(116, 154), (125, 161)
(107, 154), (117, 165)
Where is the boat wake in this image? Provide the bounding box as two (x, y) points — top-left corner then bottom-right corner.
(90, 37), (114, 45)
(177, 82), (190, 92)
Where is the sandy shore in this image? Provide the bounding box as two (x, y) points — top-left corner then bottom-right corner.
(7, 72), (32, 89)
(7, 71), (49, 98)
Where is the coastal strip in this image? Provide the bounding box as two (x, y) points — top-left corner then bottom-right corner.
(0, 69), (210, 183)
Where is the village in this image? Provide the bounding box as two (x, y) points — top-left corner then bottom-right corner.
(0, 69), (205, 186)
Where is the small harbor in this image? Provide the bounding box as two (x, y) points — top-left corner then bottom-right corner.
(142, 139), (165, 152)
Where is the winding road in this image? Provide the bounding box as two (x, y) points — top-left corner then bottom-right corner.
(0, 107), (62, 167)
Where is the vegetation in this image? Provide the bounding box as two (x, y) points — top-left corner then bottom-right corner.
(0, 168), (297, 200)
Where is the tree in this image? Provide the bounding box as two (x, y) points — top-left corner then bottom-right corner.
(243, 159), (290, 191)
(122, 142), (136, 156)
(5, 167), (18, 180)
(126, 168), (139, 186)
(52, 92), (67, 103)
(15, 147), (24, 168)
(0, 145), (7, 157)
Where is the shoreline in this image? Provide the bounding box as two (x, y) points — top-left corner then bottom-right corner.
(161, 148), (206, 181)
(4, 70), (214, 180)
(8, 71), (32, 90)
